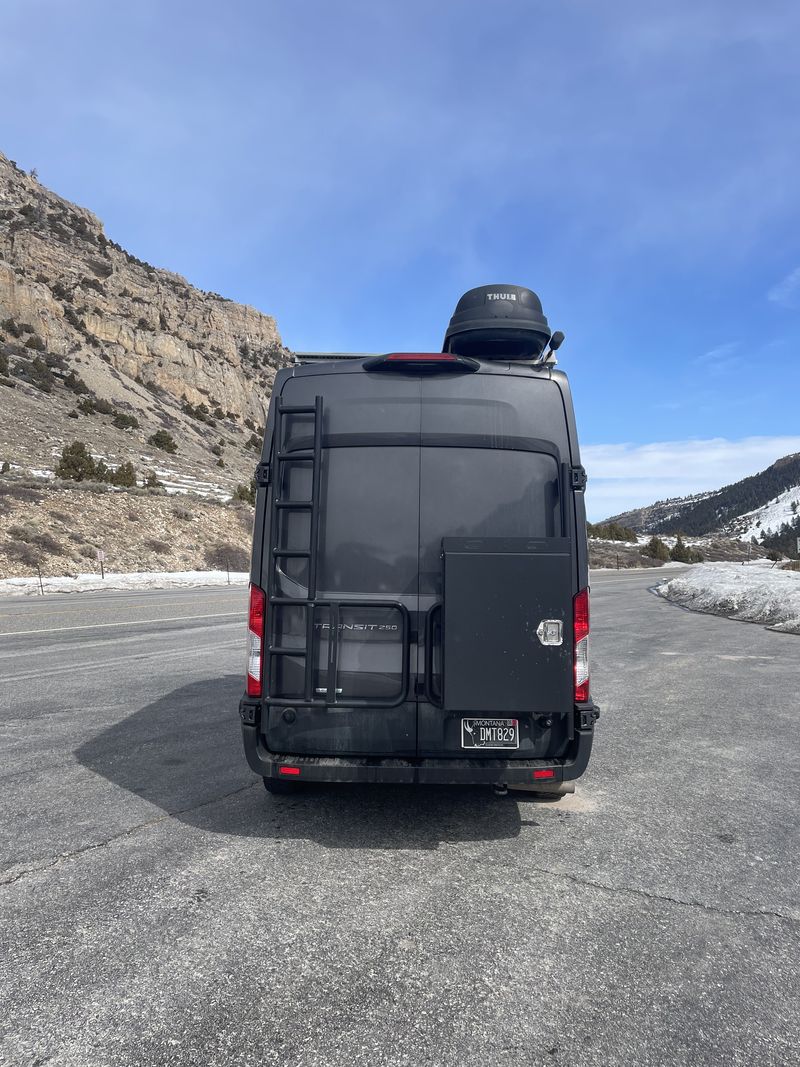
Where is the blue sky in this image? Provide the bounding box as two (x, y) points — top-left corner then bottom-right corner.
(2, 0), (799, 517)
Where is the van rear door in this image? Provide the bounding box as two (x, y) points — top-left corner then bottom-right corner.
(416, 371), (576, 758)
(261, 372), (421, 757)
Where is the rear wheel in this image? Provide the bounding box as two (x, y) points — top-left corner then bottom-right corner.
(262, 776), (303, 795)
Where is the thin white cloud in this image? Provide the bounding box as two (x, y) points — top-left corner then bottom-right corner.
(583, 435), (800, 520)
(767, 267), (800, 308)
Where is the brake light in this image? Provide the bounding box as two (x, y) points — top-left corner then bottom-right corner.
(246, 584), (266, 697)
(385, 352), (458, 362)
(573, 588), (590, 702)
(279, 766), (301, 776)
(363, 352), (479, 372)
(533, 768), (555, 780)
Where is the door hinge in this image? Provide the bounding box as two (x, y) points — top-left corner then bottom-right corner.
(255, 461), (271, 487)
(570, 465), (587, 491)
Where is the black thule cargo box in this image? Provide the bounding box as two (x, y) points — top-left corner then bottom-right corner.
(240, 285), (599, 793)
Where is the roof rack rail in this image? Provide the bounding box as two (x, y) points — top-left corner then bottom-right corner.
(293, 352), (379, 365)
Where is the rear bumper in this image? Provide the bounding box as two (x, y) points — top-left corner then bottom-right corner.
(240, 701), (599, 786)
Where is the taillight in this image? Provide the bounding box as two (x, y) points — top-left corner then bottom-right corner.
(246, 584), (266, 697)
(573, 588), (590, 702)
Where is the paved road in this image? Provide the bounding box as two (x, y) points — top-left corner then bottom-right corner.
(0, 572), (798, 1067)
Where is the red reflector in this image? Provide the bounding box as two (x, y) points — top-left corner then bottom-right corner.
(279, 766), (301, 776)
(533, 768), (555, 780)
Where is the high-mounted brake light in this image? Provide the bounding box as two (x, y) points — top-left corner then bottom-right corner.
(363, 352), (480, 372)
(386, 352), (458, 361)
(573, 588), (590, 702)
(246, 584), (266, 697)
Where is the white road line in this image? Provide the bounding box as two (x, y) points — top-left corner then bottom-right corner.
(1, 641), (243, 682)
(0, 611), (242, 639)
(0, 595), (242, 621)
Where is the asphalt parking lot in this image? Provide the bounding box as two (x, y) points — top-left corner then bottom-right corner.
(0, 571), (798, 1066)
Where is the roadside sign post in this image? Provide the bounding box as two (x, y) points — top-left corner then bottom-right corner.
(36, 563), (44, 596)
(95, 549), (105, 580)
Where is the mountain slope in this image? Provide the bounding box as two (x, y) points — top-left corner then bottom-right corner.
(605, 453), (800, 550)
(0, 150), (291, 494)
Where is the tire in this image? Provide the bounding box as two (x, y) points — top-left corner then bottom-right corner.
(262, 776), (303, 795)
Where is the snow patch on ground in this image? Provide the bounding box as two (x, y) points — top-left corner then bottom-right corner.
(0, 570), (249, 597)
(657, 562), (800, 634)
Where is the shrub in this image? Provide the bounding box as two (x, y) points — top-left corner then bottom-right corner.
(642, 535), (670, 562)
(144, 538), (171, 554)
(27, 357), (55, 393)
(172, 503), (192, 520)
(246, 433), (261, 452)
(67, 409), (79, 418)
(24, 334), (45, 351)
(7, 527), (63, 555)
(5, 542), (40, 567)
(112, 413), (139, 430)
(204, 542), (249, 571)
(77, 397), (96, 415)
(211, 443), (223, 457)
(142, 470), (164, 488)
(233, 480), (256, 506)
(30, 531), (64, 554)
(55, 441), (97, 481)
(587, 521), (638, 543)
(0, 460), (9, 474)
(182, 399), (215, 425)
(147, 430), (177, 453)
(64, 370), (91, 394)
(669, 535), (703, 563)
(1, 318), (22, 338)
(0, 352), (8, 376)
(109, 461), (137, 488)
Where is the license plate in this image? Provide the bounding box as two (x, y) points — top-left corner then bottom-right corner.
(461, 718), (519, 749)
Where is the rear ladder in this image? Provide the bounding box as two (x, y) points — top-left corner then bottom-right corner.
(265, 395), (411, 708)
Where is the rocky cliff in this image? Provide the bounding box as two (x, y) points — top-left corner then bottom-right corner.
(0, 150), (291, 495)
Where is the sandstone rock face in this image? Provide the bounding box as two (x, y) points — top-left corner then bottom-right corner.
(0, 151), (293, 499)
(0, 152), (288, 422)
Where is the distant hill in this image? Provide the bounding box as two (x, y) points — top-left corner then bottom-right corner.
(605, 453), (800, 557)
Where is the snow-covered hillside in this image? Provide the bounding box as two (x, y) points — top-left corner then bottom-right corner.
(733, 484), (800, 541)
(606, 452), (800, 553)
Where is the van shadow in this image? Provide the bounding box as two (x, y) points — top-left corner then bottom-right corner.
(75, 675), (526, 850)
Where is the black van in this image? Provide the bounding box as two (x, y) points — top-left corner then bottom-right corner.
(240, 285), (599, 794)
